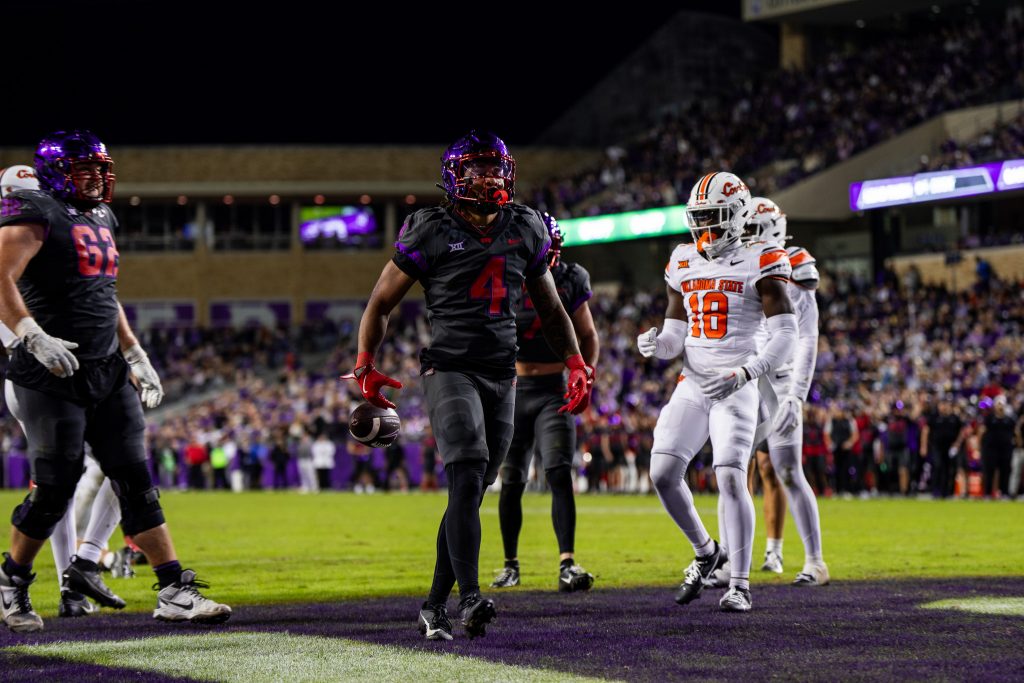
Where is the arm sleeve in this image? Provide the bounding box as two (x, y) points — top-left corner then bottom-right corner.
(391, 213), (430, 280)
(790, 287), (819, 400)
(742, 313), (797, 380)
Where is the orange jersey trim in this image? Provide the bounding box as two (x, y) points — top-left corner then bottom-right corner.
(759, 249), (788, 269)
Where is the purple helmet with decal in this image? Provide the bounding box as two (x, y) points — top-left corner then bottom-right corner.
(34, 130), (116, 203)
(439, 130), (515, 212)
(542, 212), (563, 268)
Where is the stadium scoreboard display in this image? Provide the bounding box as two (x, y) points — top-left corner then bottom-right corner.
(849, 158), (1024, 211)
(559, 205), (690, 247)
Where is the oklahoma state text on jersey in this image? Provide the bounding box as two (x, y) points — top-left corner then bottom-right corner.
(664, 241), (792, 373)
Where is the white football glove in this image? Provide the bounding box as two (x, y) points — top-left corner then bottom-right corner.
(698, 367), (749, 401)
(16, 317), (79, 378)
(123, 343), (164, 408)
(637, 327), (659, 358)
(773, 396), (802, 436)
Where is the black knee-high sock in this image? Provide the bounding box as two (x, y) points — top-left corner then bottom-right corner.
(547, 466), (576, 555)
(441, 461), (488, 601)
(498, 482), (526, 560)
(426, 511), (456, 606)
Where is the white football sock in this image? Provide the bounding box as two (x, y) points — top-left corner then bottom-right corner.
(650, 452), (712, 555)
(769, 442), (823, 563)
(716, 465), (755, 586)
(80, 479), (121, 563)
(50, 506), (76, 584)
(766, 538), (783, 555)
(717, 493), (729, 552)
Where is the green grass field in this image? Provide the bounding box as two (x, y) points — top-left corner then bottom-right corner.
(2, 490), (1021, 616)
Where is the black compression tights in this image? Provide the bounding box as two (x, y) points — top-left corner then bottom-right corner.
(498, 466), (576, 560)
(427, 460), (488, 605)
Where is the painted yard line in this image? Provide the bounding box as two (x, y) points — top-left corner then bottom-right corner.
(11, 632), (617, 683)
(920, 597), (1024, 617)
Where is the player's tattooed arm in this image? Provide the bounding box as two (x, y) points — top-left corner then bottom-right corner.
(526, 270), (581, 361)
(357, 261), (417, 358)
(756, 276), (795, 317)
(571, 302), (599, 367)
(0, 223), (44, 330)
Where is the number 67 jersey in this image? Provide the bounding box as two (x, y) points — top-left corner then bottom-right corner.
(0, 189), (121, 361)
(664, 240), (792, 379)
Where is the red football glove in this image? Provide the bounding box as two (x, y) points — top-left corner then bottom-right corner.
(559, 353), (595, 415)
(340, 352), (403, 409)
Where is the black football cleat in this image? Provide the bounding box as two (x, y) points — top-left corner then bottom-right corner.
(675, 541), (727, 606)
(418, 602), (453, 641)
(558, 564), (595, 593)
(458, 593), (496, 639)
(63, 556), (126, 609)
(58, 590), (98, 618)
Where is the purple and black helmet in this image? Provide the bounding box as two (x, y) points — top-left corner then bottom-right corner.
(34, 130), (116, 203)
(542, 212), (563, 268)
(439, 130), (515, 209)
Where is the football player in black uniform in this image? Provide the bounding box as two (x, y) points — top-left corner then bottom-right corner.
(344, 131), (594, 641)
(491, 214), (599, 592)
(0, 131), (230, 633)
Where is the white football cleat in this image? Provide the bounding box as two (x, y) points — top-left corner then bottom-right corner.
(153, 569), (232, 624)
(0, 558), (43, 633)
(719, 586), (752, 612)
(760, 550), (784, 574)
(793, 561), (830, 587)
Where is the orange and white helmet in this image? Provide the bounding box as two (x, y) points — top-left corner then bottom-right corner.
(0, 165), (39, 198)
(744, 196), (789, 245)
(686, 171), (752, 260)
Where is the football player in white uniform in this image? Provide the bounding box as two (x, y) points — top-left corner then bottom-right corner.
(0, 165), (131, 617)
(638, 172), (797, 612)
(743, 198), (829, 586)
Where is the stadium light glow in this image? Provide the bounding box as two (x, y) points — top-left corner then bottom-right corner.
(560, 205), (690, 247)
(849, 159), (1024, 210)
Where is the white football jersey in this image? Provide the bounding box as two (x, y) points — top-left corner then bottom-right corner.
(753, 244), (819, 397)
(664, 241), (792, 375)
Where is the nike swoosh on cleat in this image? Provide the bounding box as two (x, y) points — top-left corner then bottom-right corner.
(730, 259), (743, 265)
(0, 594), (12, 611)
(165, 599), (194, 610)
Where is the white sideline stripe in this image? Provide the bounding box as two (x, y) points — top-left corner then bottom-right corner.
(920, 597), (1024, 617)
(11, 632), (618, 683)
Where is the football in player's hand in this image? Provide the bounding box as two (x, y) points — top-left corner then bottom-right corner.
(349, 402), (401, 448)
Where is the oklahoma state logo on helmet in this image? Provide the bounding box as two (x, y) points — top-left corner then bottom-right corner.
(721, 181), (747, 197)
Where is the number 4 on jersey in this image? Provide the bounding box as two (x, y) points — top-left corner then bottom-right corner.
(470, 255), (508, 316)
(688, 291), (728, 339)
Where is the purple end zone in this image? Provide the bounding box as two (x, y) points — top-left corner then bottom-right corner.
(1, 578), (1022, 682)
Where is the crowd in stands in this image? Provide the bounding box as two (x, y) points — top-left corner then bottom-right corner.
(1, 263), (1022, 501)
(921, 112), (1024, 172)
(529, 14), (1024, 219)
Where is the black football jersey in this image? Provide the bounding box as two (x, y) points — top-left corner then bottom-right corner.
(0, 190), (120, 360)
(516, 261), (592, 363)
(393, 204), (550, 378)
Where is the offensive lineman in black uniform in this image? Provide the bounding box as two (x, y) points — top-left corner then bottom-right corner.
(0, 131), (230, 632)
(491, 214), (599, 592)
(344, 131), (594, 641)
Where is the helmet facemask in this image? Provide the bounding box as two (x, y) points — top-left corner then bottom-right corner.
(450, 154), (514, 214)
(687, 203), (745, 261)
(35, 130), (116, 204)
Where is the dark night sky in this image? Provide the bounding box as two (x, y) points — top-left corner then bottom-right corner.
(6, 2), (741, 148)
